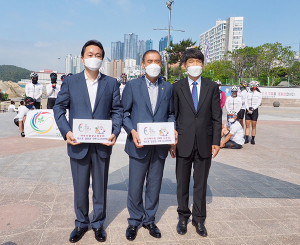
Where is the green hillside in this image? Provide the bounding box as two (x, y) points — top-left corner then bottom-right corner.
(0, 65), (31, 83)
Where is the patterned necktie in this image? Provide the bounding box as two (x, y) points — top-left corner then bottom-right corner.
(192, 81), (198, 111)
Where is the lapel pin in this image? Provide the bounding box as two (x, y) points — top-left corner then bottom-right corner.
(162, 88), (164, 90)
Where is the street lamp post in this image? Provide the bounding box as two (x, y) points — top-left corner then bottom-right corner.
(166, 0), (174, 49)
(153, 0), (184, 80)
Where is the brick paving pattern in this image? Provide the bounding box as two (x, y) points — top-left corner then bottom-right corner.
(0, 106), (300, 244)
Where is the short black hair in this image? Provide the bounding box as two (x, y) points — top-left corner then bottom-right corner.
(20, 101), (24, 105)
(180, 48), (204, 65)
(81, 40), (105, 58)
(142, 50), (161, 62)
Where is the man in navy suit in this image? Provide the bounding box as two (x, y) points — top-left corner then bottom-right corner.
(122, 50), (177, 241)
(53, 40), (123, 243)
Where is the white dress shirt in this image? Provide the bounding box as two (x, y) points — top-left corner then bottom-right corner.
(46, 83), (61, 98)
(85, 71), (101, 111)
(188, 76), (201, 100)
(25, 83), (44, 102)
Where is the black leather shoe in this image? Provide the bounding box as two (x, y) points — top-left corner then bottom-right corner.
(93, 227), (106, 242)
(142, 223), (161, 238)
(126, 225), (138, 241)
(177, 220), (187, 235)
(251, 139), (255, 145)
(69, 227), (88, 243)
(192, 220), (207, 237)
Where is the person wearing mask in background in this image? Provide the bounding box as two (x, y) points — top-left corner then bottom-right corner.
(25, 72), (43, 109)
(54, 40), (123, 243)
(46, 72), (61, 109)
(8, 101), (18, 112)
(215, 80), (226, 112)
(122, 50), (176, 241)
(171, 48), (222, 238)
(119, 73), (127, 99)
(13, 97), (35, 137)
(61, 74), (67, 83)
(220, 111), (244, 149)
(237, 81), (248, 128)
(245, 81), (262, 145)
(225, 86), (243, 115)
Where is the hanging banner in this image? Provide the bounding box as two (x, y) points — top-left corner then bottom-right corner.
(24, 109), (127, 144)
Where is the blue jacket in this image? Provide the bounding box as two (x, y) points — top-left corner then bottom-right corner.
(122, 76), (175, 160)
(53, 71), (123, 160)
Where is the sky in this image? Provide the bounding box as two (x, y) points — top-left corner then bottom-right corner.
(0, 0), (299, 73)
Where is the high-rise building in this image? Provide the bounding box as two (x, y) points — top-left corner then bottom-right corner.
(109, 59), (125, 78)
(159, 36), (173, 52)
(199, 17), (244, 62)
(65, 54), (73, 74)
(111, 41), (124, 60)
(100, 57), (111, 76)
(124, 33), (138, 61)
(137, 40), (146, 65)
(146, 39), (153, 51)
(73, 55), (82, 74)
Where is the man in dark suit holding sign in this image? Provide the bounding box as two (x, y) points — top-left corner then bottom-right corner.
(170, 48), (222, 237)
(54, 40), (123, 243)
(122, 50), (176, 241)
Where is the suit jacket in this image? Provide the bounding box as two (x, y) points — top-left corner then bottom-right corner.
(53, 71), (123, 160)
(122, 76), (175, 160)
(173, 77), (222, 158)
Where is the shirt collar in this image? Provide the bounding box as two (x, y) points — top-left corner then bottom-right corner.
(84, 71), (101, 82)
(188, 76), (201, 86)
(145, 76), (158, 87)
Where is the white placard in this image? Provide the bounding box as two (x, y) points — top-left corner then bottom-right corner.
(24, 109), (67, 140)
(73, 119), (112, 143)
(137, 122), (175, 145)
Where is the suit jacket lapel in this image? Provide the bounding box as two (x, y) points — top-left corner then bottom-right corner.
(180, 78), (195, 114)
(77, 71), (92, 114)
(93, 74), (108, 113)
(196, 78), (209, 114)
(140, 77), (153, 116)
(153, 79), (164, 116)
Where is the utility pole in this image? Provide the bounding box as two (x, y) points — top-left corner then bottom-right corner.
(153, 0), (184, 80)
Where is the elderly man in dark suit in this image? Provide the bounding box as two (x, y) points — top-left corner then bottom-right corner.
(170, 48), (222, 237)
(122, 50), (176, 241)
(54, 40), (123, 243)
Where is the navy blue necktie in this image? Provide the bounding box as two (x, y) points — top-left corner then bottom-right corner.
(192, 81), (198, 111)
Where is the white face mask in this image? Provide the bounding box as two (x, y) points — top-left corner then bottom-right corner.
(145, 63), (161, 78)
(84, 58), (103, 71)
(228, 118), (235, 123)
(187, 66), (202, 77)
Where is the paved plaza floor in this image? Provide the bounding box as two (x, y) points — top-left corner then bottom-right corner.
(0, 106), (300, 245)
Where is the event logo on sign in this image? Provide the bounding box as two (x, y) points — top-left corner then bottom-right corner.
(159, 128), (169, 136)
(30, 111), (54, 134)
(78, 123), (84, 132)
(95, 126), (106, 134)
(144, 127), (149, 135)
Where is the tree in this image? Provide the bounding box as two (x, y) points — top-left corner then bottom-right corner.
(0, 65), (31, 82)
(165, 39), (198, 79)
(258, 43), (295, 85)
(204, 60), (235, 83)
